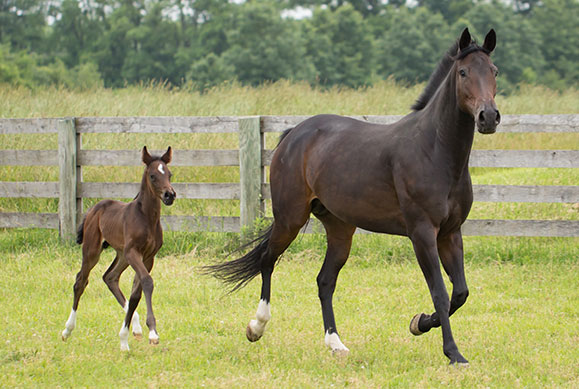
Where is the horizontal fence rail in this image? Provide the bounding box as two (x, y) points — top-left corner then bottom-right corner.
(1, 114), (578, 240)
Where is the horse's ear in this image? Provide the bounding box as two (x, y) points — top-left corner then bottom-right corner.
(459, 28), (471, 52)
(142, 146), (153, 165)
(483, 29), (496, 53)
(161, 146), (172, 164)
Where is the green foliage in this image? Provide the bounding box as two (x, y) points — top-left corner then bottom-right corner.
(0, 0), (577, 91)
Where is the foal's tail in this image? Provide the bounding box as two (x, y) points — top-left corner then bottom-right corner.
(76, 218), (85, 245)
(203, 225), (274, 292)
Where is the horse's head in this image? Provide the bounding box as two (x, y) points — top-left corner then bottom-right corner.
(142, 146), (176, 206)
(455, 28), (500, 134)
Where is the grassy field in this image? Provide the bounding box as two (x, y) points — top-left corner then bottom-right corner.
(0, 229), (577, 387)
(0, 82), (578, 386)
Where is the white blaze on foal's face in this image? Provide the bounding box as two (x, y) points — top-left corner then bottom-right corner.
(157, 164), (165, 175)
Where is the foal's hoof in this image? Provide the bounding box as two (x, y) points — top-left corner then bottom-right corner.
(149, 338), (159, 345)
(450, 360), (470, 367)
(246, 324), (262, 342)
(133, 332), (143, 341)
(409, 313), (426, 336)
(331, 348), (350, 357)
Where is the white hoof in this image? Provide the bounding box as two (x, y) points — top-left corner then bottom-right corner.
(61, 328), (71, 341)
(325, 331), (350, 355)
(149, 330), (159, 345)
(246, 320), (265, 342)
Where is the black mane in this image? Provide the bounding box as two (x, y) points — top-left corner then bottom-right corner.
(411, 40), (489, 111)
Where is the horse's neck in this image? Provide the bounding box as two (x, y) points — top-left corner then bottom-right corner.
(424, 76), (475, 178)
(135, 181), (162, 225)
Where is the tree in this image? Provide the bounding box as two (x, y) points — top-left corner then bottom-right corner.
(221, 1), (314, 86)
(304, 4), (374, 87)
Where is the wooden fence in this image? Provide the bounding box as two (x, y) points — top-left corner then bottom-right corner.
(1, 114), (578, 242)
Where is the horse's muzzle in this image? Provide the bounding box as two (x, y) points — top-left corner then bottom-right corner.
(162, 190), (176, 206)
(476, 107), (500, 134)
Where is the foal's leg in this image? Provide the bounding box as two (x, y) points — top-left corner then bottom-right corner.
(62, 239), (102, 341)
(410, 231), (468, 336)
(103, 251), (143, 338)
(408, 223), (467, 364)
(315, 211), (355, 354)
(119, 250), (156, 351)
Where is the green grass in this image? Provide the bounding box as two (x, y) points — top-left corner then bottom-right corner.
(0, 229), (577, 387)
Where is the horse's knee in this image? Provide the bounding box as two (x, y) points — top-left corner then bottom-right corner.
(140, 275), (154, 293)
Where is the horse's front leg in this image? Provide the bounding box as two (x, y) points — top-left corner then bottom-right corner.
(410, 230), (469, 336)
(408, 224), (468, 365)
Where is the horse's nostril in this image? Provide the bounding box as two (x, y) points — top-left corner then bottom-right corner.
(478, 111), (485, 124)
(495, 110), (501, 124)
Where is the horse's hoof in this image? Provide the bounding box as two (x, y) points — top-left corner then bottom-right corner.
(133, 332), (143, 340)
(120, 343), (130, 352)
(246, 324), (262, 342)
(149, 338), (159, 345)
(409, 313), (425, 336)
(450, 360), (470, 367)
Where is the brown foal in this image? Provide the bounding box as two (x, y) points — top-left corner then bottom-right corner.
(61, 146), (176, 351)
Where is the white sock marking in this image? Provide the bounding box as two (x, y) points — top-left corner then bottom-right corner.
(119, 323), (130, 351)
(61, 309), (77, 340)
(325, 331), (349, 352)
(248, 299), (271, 337)
(124, 302), (142, 335)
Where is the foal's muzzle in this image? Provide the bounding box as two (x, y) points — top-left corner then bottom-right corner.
(476, 106), (501, 134)
(162, 189), (176, 206)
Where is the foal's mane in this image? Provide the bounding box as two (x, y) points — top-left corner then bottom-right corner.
(411, 39), (489, 111)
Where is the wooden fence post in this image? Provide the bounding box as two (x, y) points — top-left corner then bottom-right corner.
(238, 116), (262, 236)
(58, 118), (77, 243)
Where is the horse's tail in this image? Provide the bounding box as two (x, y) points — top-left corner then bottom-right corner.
(203, 225), (274, 292)
(76, 218), (85, 245)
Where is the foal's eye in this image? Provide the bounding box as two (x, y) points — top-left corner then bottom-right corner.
(150, 174), (156, 181)
(459, 69), (467, 77)
(494, 69), (499, 77)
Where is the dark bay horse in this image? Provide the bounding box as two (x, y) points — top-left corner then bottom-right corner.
(61, 147), (176, 351)
(208, 28), (499, 365)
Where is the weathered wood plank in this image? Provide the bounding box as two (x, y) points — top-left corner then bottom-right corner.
(461, 219), (579, 237)
(0, 118), (59, 134)
(238, 117), (262, 233)
(470, 150), (579, 168)
(262, 149), (579, 168)
(78, 149), (239, 166)
(80, 182), (240, 200)
(0, 182), (59, 198)
(496, 114), (579, 133)
(75, 116), (239, 133)
(0, 212), (59, 228)
(261, 114), (579, 133)
(261, 183), (579, 203)
(472, 185), (579, 203)
(0, 150), (58, 166)
(161, 216), (240, 233)
(58, 118), (77, 242)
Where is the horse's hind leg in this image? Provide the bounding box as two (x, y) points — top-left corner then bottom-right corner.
(314, 203), (356, 354)
(245, 219), (306, 342)
(120, 251), (156, 351)
(410, 231), (468, 336)
(61, 238), (102, 341)
(102, 251), (143, 339)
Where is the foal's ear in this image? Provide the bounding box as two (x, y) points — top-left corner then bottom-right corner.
(459, 28), (471, 52)
(482, 29), (496, 53)
(161, 146), (172, 164)
(142, 146), (154, 165)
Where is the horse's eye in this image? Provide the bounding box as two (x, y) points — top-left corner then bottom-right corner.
(459, 69), (467, 77)
(494, 69), (499, 77)
(150, 174), (156, 181)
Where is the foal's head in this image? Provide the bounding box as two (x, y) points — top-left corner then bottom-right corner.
(142, 146), (176, 206)
(455, 28), (500, 134)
